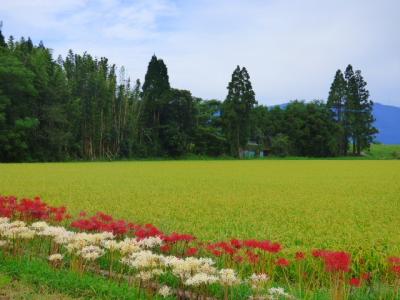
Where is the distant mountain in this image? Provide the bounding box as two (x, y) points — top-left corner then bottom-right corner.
(271, 102), (400, 144)
(373, 103), (400, 144)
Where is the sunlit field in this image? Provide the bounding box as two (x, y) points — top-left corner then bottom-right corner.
(1, 160), (399, 255)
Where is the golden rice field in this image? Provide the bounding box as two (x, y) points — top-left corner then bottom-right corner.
(0, 160), (399, 254)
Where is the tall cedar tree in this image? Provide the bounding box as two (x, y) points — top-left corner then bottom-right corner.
(344, 65), (377, 155)
(223, 66), (257, 157)
(327, 69), (348, 154)
(141, 55), (170, 155)
(353, 70), (377, 154)
(0, 27), (6, 48)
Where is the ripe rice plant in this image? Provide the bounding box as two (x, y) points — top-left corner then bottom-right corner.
(0, 161), (399, 252)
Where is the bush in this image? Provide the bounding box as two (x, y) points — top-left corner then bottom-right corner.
(270, 134), (290, 157)
(392, 151), (400, 159)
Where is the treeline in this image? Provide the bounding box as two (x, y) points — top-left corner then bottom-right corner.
(0, 28), (376, 162)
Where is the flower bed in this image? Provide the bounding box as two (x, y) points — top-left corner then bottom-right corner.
(0, 195), (399, 299)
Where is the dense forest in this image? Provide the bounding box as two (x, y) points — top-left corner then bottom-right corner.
(0, 28), (377, 162)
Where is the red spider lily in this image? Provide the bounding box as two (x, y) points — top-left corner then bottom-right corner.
(160, 244), (171, 253)
(295, 252), (306, 261)
(230, 239), (242, 249)
(392, 265), (400, 275)
(208, 242), (236, 256)
(54, 212), (64, 222)
(133, 224), (163, 239)
(388, 257), (400, 266)
(97, 212), (113, 222)
(246, 250), (260, 264)
(71, 212), (129, 235)
(361, 272), (371, 280)
(349, 277), (361, 287)
(276, 258), (290, 267)
(17, 197), (53, 220)
(312, 249), (329, 258)
(323, 251), (351, 273)
(313, 249), (351, 272)
(223, 246), (236, 256)
(211, 249), (223, 257)
(71, 212), (163, 238)
(0, 196), (18, 218)
(186, 247), (198, 256)
(106, 220), (129, 235)
(71, 219), (96, 231)
(259, 240), (282, 253)
(241, 239), (282, 253)
(387, 257), (400, 275)
(162, 232), (195, 243)
(1, 195), (69, 222)
(243, 239), (259, 248)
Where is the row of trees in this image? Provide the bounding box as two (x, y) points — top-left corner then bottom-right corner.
(218, 62), (377, 158)
(0, 28), (377, 162)
(327, 66), (376, 155)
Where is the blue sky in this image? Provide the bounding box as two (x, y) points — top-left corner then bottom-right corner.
(2, 0), (399, 106)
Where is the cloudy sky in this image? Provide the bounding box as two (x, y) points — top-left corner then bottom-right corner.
(2, 0), (399, 106)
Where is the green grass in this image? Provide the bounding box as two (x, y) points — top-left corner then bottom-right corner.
(0, 254), (152, 299)
(364, 144), (400, 159)
(258, 144), (400, 160)
(0, 273), (78, 299)
(1, 158), (400, 257)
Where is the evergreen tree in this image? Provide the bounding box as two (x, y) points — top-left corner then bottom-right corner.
(0, 22), (6, 48)
(353, 70), (377, 154)
(7, 36), (14, 50)
(223, 66), (257, 157)
(0, 31), (6, 48)
(0, 47), (38, 161)
(327, 70), (347, 121)
(327, 69), (348, 154)
(141, 55), (170, 155)
(344, 65), (377, 155)
(344, 65), (357, 154)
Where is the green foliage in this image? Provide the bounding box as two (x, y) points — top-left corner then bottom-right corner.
(141, 55), (171, 155)
(0, 27), (383, 162)
(248, 102), (341, 157)
(159, 89), (196, 157)
(270, 133), (290, 157)
(0, 47), (38, 161)
(283, 101), (341, 157)
(223, 66), (257, 157)
(0, 33), (6, 49)
(327, 69), (347, 119)
(326, 65), (378, 156)
(193, 99), (227, 156)
(327, 69), (348, 155)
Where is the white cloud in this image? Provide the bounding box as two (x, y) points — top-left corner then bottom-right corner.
(1, 0), (399, 106)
